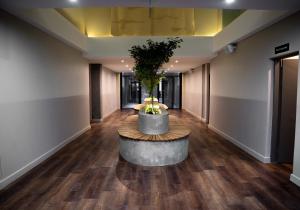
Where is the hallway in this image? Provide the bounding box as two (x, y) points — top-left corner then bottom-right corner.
(1, 110), (300, 210)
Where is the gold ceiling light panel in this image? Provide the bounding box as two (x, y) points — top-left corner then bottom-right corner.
(111, 7), (151, 36)
(57, 7), (225, 37)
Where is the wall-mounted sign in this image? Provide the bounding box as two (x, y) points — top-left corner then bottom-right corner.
(275, 43), (290, 54)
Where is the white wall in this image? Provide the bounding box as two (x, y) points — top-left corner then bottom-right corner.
(183, 67), (203, 119)
(101, 66), (120, 119)
(86, 36), (214, 59)
(213, 10), (289, 52)
(0, 11), (90, 189)
(183, 64), (210, 122)
(209, 12), (300, 186)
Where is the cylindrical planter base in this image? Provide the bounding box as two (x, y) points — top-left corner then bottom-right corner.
(138, 109), (169, 135)
(119, 137), (189, 166)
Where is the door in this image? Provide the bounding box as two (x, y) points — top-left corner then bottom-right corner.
(272, 55), (299, 163)
(130, 81), (140, 104)
(121, 74), (141, 109)
(162, 74), (181, 109)
(162, 77), (175, 108)
(278, 58), (298, 163)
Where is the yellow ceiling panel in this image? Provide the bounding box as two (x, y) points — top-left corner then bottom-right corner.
(111, 7), (151, 36)
(58, 7), (225, 37)
(151, 8), (195, 36)
(194, 9), (222, 36)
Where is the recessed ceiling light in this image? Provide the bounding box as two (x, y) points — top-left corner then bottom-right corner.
(175, 60), (179, 63)
(225, 0), (235, 4)
(170, 65), (174, 68)
(69, 0), (78, 3)
(126, 64), (129, 68)
(121, 60), (125, 63)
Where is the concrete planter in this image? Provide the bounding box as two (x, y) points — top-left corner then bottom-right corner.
(119, 137), (189, 166)
(138, 109), (169, 135)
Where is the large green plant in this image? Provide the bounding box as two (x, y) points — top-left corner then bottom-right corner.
(129, 37), (182, 114)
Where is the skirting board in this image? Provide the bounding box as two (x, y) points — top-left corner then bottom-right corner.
(208, 124), (271, 163)
(290, 174), (300, 187)
(100, 109), (119, 122)
(183, 109), (208, 123)
(0, 125), (91, 190)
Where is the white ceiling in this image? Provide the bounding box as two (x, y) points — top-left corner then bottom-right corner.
(1, 0), (300, 10)
(89, 56), (213, 73)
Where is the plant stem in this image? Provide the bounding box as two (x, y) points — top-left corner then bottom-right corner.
(151, 80), (154, 114)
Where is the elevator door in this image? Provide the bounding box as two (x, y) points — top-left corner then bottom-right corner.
(277, 58), (298, 163)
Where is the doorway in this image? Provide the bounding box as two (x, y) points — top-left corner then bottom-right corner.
(121, 73), (142, 109)
(271, 53), (299, 164)
(121, 73), (182, 109)
(89, 64), (101, 122)
(162, 73), (182, 109)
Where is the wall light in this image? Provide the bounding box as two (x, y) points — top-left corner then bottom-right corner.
(225, 0), (235, 4)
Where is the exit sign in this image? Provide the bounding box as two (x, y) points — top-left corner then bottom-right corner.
(275, 43), (290, 54)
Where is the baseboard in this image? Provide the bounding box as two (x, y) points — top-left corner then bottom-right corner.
(183, 109), (207, 123)
(0, 125), (91, 190)
(100, 109), (119, 121)
(208, 124), (271, 163)
(290, 174), (300, 187)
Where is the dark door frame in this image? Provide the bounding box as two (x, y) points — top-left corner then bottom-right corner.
(89, 64), (102, 122)
(271, 51), (299, 162)
(207, 64), (211, 124)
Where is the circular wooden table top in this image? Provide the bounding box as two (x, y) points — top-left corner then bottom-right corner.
(118, 115), (191, 142)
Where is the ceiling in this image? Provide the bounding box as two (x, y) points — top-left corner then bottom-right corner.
(1, 0), (300, 10)
(89, 56), (213, 72)
(2, 0), (296, 73)
(58, 8), (224, 37)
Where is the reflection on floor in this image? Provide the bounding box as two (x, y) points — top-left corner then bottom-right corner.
(1, 110), (300, 210)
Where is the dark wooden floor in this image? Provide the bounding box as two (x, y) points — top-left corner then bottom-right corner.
(1, 110), (300, 210)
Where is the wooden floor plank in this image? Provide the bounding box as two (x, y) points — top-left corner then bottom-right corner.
(1, 109), (300, 210)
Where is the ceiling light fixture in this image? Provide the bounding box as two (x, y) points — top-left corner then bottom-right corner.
(225, 0), (235, 4)
(170, 65), (174, 68)
(126, 64), (129, 68)
(121, 60), (125, 63)
(175, 60), (179, 63)
(69, 0), (78, 3)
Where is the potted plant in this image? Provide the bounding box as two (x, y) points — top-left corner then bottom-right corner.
(129, 37), (182, 115)
(129, 38), (182, 135)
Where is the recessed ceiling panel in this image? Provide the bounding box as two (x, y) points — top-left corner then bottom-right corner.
(58, 7), (225, 37)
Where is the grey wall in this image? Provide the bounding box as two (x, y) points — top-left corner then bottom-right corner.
(210, 11), (300, 185)
(0, 11), (90, 189)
